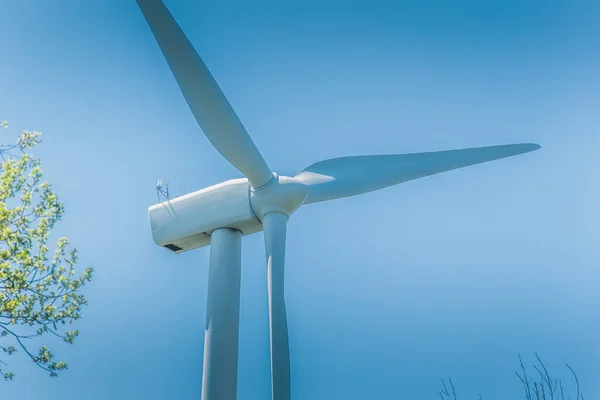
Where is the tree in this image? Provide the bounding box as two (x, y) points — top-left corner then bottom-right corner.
(0, 120), (93, 380)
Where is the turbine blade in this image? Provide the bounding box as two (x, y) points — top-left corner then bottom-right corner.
(295, 143), (540, 204)
(136, 0), (274, 189)
(262, 212), (291, 400)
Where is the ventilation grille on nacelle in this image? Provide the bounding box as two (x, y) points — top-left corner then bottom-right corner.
(164, 243), (183, 252)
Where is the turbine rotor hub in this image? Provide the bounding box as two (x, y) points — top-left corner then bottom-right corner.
(250, 173), (308, 220)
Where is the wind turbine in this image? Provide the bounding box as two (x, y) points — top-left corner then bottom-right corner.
(135, 0), (540, 399)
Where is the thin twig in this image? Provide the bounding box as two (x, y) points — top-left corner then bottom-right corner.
(565, 364), (580, 400)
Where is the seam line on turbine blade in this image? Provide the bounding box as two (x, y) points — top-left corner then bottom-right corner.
(252, 174), (277, 192)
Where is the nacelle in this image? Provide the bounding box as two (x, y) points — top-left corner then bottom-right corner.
(148, 178), (262, 253)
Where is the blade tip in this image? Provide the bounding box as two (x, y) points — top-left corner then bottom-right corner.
(514, 143), (541, 153)
(526, 143), (542, 152)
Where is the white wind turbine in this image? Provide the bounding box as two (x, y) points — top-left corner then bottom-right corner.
(135, 1), (540, 399)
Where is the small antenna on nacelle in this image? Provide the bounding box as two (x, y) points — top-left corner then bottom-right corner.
(156, 179), (171, 202)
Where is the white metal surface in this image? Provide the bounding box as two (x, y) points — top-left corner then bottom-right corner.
(295, 143), (541, 204)
(263, 212), (291, 400)
(202, 228), (243, 400)
(136, 0), (274, 189)
(250, 174), (308, 219)
(148, 178), (261, 253)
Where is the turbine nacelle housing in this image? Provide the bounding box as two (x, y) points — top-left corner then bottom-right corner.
(148, 175), (307, 253)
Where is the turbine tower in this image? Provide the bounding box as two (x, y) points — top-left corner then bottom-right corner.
(135, 1), (540, 399)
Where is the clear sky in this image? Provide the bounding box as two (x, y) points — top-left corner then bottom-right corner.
(1, 0), (599, 399)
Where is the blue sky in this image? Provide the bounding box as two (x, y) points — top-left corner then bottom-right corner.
(1, 0), (599, 399)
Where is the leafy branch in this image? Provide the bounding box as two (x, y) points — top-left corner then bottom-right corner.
(0, 121), (93, 380)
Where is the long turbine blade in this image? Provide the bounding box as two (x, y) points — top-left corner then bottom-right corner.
(295, 143), (540, 204)
(262, 212), (291, 400)
(136, 0), (274, 189)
